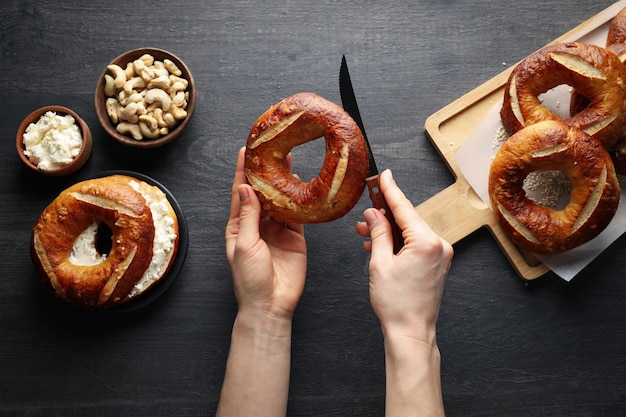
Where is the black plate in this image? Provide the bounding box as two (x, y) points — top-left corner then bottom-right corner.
(90, 170), (189, 313)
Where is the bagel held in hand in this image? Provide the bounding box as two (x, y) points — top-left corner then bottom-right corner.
(244, 92), (369, 223)
(31, 174), (179, 309)
(500, 42), (626, 148)
(489, 121), (619, 254)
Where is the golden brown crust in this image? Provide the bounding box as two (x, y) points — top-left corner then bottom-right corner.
(571, 43), (626, 174)
(500, 42), (626, 149)
(30, 174), (177, 308)
(489, 121), (620, 254)
(607, 6), (626, 46)
(244, 92), (369, 223)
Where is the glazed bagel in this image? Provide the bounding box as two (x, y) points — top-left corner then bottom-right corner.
(570, 42), (626, 173)
(500, 42), (626, 149)
(31, 174), (179, 309)
(489, 120), (620, 254)
(607, 6), (626, 46)
(244, 92), (369, 223)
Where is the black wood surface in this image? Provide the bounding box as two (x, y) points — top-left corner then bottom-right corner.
(2, 1), (625, 416)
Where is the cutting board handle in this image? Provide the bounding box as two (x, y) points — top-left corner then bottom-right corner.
(415, 180), (491, 244)
(414, 180), (549, 280)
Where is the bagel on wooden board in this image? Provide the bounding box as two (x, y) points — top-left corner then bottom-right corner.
(489, 121), (620, 254)
(571, 43), (626, 174)
(607, 6), (626, 46)
(500, 42), (626, 149)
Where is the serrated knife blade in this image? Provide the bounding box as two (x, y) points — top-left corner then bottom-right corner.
(339, 55), (404, 253)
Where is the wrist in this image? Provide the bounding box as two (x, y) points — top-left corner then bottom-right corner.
(234, 306), (294, 340)
(380, 319), (438, 347)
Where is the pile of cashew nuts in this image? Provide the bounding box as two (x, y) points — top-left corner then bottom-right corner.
(104, 54), (190, 140)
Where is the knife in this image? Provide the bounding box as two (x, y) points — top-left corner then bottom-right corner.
(339, 55), (404, 253)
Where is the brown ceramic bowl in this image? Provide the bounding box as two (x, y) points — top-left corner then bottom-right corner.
(94, 47), (196, 148)
(16, 105), (93, 177)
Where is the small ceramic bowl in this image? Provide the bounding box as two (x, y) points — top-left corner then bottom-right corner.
(94, 47), (196, 148)
(16, 105), (93, 177)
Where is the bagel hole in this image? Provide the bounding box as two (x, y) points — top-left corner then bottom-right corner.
(289, 137), (327, 182)
(537, 84), (573, 118)
(523, 170), (572, 210)
(96, 222), (113, 256)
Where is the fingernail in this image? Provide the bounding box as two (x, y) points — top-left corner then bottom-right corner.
(238, 185), (249, 202)
(382, 169), (393, 180)
(364, 208), (377, 226)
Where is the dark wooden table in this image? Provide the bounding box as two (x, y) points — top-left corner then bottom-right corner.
(2, 1), (625, 416)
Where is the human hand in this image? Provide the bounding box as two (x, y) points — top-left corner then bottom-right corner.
(225, 147), (307, 321)
(356, 169), (453, 342)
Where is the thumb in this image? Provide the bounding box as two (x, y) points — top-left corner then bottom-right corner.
(364, 208), (394, 258)
(236, 184), (262, 245)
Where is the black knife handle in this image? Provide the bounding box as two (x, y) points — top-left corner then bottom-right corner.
(366, 175), (404, 254)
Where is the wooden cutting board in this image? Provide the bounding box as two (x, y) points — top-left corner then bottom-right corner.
(416, 0), (626, 281)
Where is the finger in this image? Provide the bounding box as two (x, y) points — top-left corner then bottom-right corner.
(229, 147), (248, 222)
(378, 169), (435, 238)
(235, 184), (262, 247)
(356, 220), (373, 252)
(355, 221), (370, 238)
(285, 221), (305, 236)
(363, 208), (393, 260)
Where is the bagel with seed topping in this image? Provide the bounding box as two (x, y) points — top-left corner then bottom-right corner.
(500, 42), (626, 149)
(489, 121), (619, 254)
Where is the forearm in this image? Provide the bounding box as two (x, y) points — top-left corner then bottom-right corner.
(216, 310), (293, 417)
(383, 332), (445, 417)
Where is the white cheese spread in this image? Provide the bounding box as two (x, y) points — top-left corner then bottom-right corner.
(68, 222), (107, 266)
(128, 180), (177, 298)
(22, 111), (83, 170)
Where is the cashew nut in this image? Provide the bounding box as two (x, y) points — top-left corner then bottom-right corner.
(163, 59), (182, 76)
(107, 64), (127, 88)
(172, 90), (187, 108)
(139, 114), (158, 131)
(106, 98), (122, 123)
(123, 62), (135, 79)
(126, 92), (144, 104)
(163, 112), (177, 128)
(104, 74), (116, 96)
(169, 104), (188, 120)
(153, 108), (168, 128)
(139, 120), (161, 139)
(138, 53), (155, 67)
(116, 122), (143, 140)
(123, 76), (146, 95)
(170, 81), (187, 94)
(147, 75), (171, 90)
(145, 88), (172, 111)
(118, 102), (139, 121)
(169, 75), (188, 89)
(133, 59), (155, 83)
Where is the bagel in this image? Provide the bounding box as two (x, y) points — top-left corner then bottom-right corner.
(500, 42), (626, 149)
(31, 174), (179, 309)
(570, 43), (626, 174)
(607, 6), (626, 46)
(489, 121), (620, 254)
(244, 92), (369, 223)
